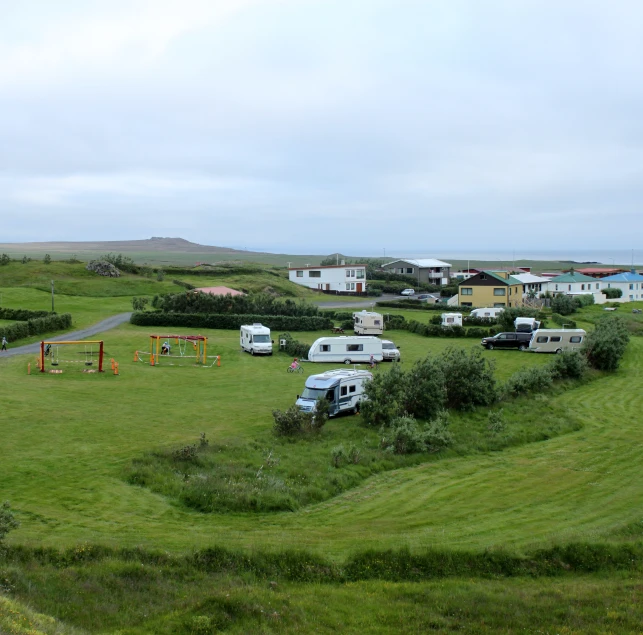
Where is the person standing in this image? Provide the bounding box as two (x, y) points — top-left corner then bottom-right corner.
(1, 336), (7, 351)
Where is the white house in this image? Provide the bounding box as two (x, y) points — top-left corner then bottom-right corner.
(600, 270), (643, 302)
(512, 273), (550, 297)
(546, 271), (605, 303)
(288, 264), (367, 294)
(381, 258), (452, 285)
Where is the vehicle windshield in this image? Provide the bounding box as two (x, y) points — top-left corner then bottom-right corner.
(253, 334), (271, 343)
(301, 387), (331, 400)
(382, 343), (396, 349)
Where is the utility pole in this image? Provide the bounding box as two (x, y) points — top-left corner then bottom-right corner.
(51, 280), (55, 312)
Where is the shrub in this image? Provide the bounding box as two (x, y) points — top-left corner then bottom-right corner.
(573, 294), (595, 308)
(330, 445), (347, 468)
(583, 317), (630, 371)
(503, 366), (554, 398)
(550, 313), (577, 329)
(0, 313), (72, 343)
(551, 294), (576, 315)
(381, 412), (452, 455)
(278, 333), (311, 359)
(0, 501), (19, 543)
(361, 364), (406, 427)
(43, 253), (51, 264)
(487, 409), (505, 433)
(440, 347), (497, 410)
(131, 297), (149, 311)
(0, 254), (10, 266)
(272, 405), (311, 436)
(603, 287), (622, 299)
(172, 279), (196, 290)
(156, 269), (165, 282)
(101, 252), (140, 274)
(402, 356), (447, 421)
(549, 351), (588, 380)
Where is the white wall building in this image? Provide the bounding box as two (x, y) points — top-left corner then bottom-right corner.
(381, 258), (452, 285)
(600, 270), (643, 302)
(545, 271), (606, 303)
(288, 264), (367, 293)
(512, 273), (550, 297)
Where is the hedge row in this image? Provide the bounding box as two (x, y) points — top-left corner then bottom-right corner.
(376, 300), (466, 312)
(172, 279), (196, 290)
(130, 312), (332, 331)
(551, 313), (577, 329)
(405, 320), (491, 339)
(160, 266), (276, 277)
(0, 313), (72, 342)
(0, 308), (54, 321)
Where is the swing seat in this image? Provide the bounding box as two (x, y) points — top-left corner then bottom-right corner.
(51, 361), (59, 366)
(85, 361), (93, 366)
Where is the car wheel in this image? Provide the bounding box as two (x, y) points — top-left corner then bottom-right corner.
(487, 344), (494, 350)
(556, 348), (563, 354)
(251, 349), (255, 356)
(344, 358), (351, 365)
(518, 344), (527, 351)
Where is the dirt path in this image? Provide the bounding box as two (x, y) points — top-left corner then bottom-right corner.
(0, 312), (132, 358)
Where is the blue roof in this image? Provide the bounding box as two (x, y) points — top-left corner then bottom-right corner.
(601, 271), (643, 283)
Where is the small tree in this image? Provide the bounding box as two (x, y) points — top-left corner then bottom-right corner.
(439, 347), (497, 410)
(21, 255), (29, 264)
(551, 294), (576, 316)
(360, 364), (406, 427)
(157, 269), (165, 282)
(0, 253), (9, 266)
(402, 355), (447, 421)
(583, 317), (630, 371)
(43, 253), (51, 264)
(0, 501), (19, 543)
(132, 296), (150, 311)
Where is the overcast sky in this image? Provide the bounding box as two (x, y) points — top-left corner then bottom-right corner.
(2, 1), (643, 255)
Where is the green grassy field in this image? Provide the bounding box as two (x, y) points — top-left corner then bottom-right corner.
(2, 266), (643, 633)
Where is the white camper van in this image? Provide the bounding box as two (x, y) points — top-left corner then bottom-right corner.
(353, 310), (384, 336)
(470, 307), (504, 319)
(307, 336), (383, 364)
(240, 323), (273, 355)
(528, 328), (587, 354)
(515, 317), (541, 333)
(441, 312), (463, 327)
(296, 369), (373, 417)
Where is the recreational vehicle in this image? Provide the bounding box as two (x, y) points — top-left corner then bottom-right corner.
(353, 310), (384, 335)
(307, 336), (383, 364)
(240, 323), (273, 355)
(514, 317), (541, 333)
(470, 307), (504, 319)
(296, 369), (373, 417)
(441, 312), (463, 327)
(528, 329), (587, 354)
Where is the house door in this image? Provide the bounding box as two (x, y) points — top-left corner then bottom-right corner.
(356, 283), (363, 293)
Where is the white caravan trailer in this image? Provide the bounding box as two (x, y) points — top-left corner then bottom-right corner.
(307, 336), (383, 364)
(528, 328), (587, 354)
(353, 310), (384, 335)
(515, 317), (541, 332)
(441, 312), (463, 327)
(240, 323), (273, 355)
(470, 307), (504, 319)
(296, 369), (373, 417)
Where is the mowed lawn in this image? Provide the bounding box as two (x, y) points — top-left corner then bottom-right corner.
(1, 315), (641, 558)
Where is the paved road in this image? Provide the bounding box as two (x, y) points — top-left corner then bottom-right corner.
(0, 312), (132, 358)
(315, 294), (399, 309)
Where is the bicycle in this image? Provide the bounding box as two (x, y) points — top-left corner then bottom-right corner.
(287, 364), (303, 374)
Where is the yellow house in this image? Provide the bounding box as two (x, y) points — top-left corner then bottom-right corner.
(458, 271), (523, 308)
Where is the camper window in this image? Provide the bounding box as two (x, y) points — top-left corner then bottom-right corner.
(570, 336), (583, 343)
(340, 386), (348, 396)
(349, 385), (356, 393)
(253, 335), (270, 343)
(326, 390), (335, 402)
(536, 336), (549, 343)
(346, 344), (363, 352)
(320, 344), (331, 352)
(551, 336), (562, 342)
(301, 387), (326, 400)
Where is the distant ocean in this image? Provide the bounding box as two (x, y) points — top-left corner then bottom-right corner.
(393, 249), (643, 266)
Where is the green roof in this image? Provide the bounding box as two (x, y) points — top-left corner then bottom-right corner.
(548, 271), (597, 283)
(481, 271), (522, 285)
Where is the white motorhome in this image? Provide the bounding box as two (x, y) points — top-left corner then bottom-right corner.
(307, 336), (383, 364)
(353, 310), (384, 335)
(470, 307), (504, 319)
(441, 312), (463, 327)
(515, 317), (541, 333)
(240, 323), (273, 355)
(296, 369), (373, 417)
(528, 328), (587, 354)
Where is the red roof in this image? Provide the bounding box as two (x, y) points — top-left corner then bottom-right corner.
(194, 286), (245, 296)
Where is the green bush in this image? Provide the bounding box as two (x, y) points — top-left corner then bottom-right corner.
(172, 279), (196, 290)
(551, 294), (576, 315)
(131, 312), (331, 332)
(502, 366), (554, 398)
(43, 253), (51, 264)
(360, 364), (406, 427)
(131, 297), (149, 311)
(0, 253), (10, 265)
(487, 409), (505, 433)
(583, 317), (630, 371)
(0, 308), (53, 320)
(440, 347), (497, 410)
(603, 287), (623, 299)
(277, 333), (311, 359)
(272, 403), (326, 437)
(548, 351), (588, 380)
(0, 501), (19, 543)
(380, 412), (452, 455)
(101, 252), (140, 274)
(550, 313), (577, 328)
(0, 313), (72, 343)
(402, 356), (447, 421)
(573, 294), (595, 308)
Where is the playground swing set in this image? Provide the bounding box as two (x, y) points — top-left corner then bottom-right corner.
(34, 340), (118, 375)
(134, 334), (220, 367)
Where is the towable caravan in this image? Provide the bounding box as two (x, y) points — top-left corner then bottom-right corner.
(441, 312), (463, 327)
(515, 317), (541, 333)
(470, 307), (504, 319)
(240, 323), (273, 355)
(296, 369), (373, 417)
(528, 328), (586, 354)
(353, 310), (384, 335)
(307, 336), (383, 364)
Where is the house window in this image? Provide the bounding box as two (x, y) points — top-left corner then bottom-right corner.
(596, 283), (599, 289)
(493, 302), (506, 307)
(461, 302), (472, 307)
(398, 268), (404, 274)
(340, 386), (348, 397)
(356, 269), (365, 279)
(581, 284), (585, 290)
(461, 288), (473, 295)
(346, 282), (355, 290)
(296, 270), (303, 277)
(630, 283), (634, 290)
(346, 344), (363, 352)
(406, 268), (413, 274)
(570, 336), (583, 343)
(493, 288), (506, 296)
(320, 344), (331, 352)
(480, 274), (487, 280)
(555, 284), (559, 291)
(309, 271), (321, 278)
(568, 285), (572, 291)
(346, 269), (355, 278)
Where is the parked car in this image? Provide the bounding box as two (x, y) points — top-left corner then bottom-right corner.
(381, 339), (401, 361)
(481, 332), (532, 351)
(416, 293), (441, 303)
(400, 289), (415, 296)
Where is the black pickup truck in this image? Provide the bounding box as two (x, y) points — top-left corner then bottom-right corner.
(481, 332), (533, 351)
